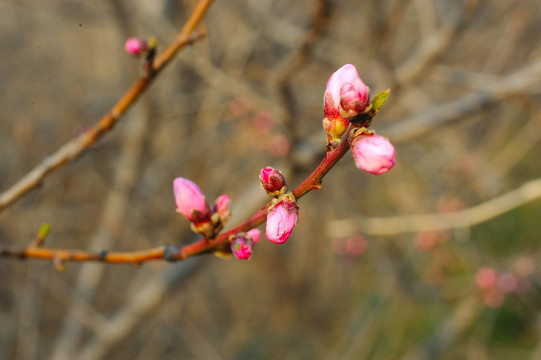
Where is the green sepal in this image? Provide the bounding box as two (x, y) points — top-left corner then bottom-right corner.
(38, 223), (51, 240)
(371, 89), (390, 113)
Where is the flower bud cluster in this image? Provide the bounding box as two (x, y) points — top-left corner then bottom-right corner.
(323, 64), (396, 175)
(259, 167), (298, 244)
(323, 64), (370, 145)
(475, 261), (534, 308)
(230, 229), (261, 260)
(173, 177), (232, 238)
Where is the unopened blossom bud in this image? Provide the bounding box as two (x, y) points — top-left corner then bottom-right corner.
(173, 177), (209, 222)
(496, 273), (518, 294)
(124, 38), (148, 56)
(247, 228), (261, 244)
(475, 267), (498, 289)
(266, 196), (298, 244)
(323, 64), (370, 142)
(213, 194), (232, 222)
(340, 76), (370, 118)
(259, 167), (286, 196)
(351, 135), (395, 175)
(231, 235), (254, 260)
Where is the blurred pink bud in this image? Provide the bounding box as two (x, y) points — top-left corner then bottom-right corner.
(351, 135), (395, 175)
(124, 38), (148, 55)
(266, 197), (298, 244)
(513, 256), (535, 278)
(260, 167), (286, 195)
(253, 112), (274, 133)
(496, 273), (518, 294)
(475, 267), (498, 289)
(247, 229), (261, 244)
(346, 235), (368, 256)
(173, 177), (209, 222)
(267, 134), (290, 157)
(231, 235), (253, 260)
(213, 194), (232, 222)
(483, 288), (505, 308)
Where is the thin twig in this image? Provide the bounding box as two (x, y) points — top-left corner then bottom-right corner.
(0, 133), (353, 265)
(0, 0), (213, 213)
(326, 177), (541, 237)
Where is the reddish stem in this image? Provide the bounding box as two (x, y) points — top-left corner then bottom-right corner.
(177, 137), (352, 260)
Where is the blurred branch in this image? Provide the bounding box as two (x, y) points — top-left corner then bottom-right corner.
(386, 59), (541, 142)
(77, 258), (206, 360)
(401, 296), (481, 360)
(272, 0), (331, 143)
(327, 177), (541, 237)
(0, 0), (213, 213)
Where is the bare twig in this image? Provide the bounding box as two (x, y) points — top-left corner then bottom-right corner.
(326, 177), (541, 237)
(0, 0), (213, 213)
(385, 59), (541, 142)
(0, 123), (354, 265)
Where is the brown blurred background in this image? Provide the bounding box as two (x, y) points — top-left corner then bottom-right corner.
(1, 0), (541, 359)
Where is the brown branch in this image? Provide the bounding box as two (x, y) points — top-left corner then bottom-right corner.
(0, 133), (353, 266)
(326, 177), (541, 237)
(0, 0), (213, 213)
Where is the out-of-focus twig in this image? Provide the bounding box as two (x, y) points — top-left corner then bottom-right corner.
(401, 296), (481, 360)
(326, 177), (541, 237)
(386, 59), (541, 142)
(0, 0), (213, 213)
(272, 0), (331, 144)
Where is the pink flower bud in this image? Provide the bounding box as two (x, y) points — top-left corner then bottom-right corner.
(173, 177), (209, 222)
(265, 197), (298, 244)
(213, 194), (232, 222)
(124, 38), (148, 55)
(259, 167), (286, 195)
(475, 267), (498, 289)
(351, 135), (395, 175)
(340, 77), (370, 118)
(231, 235), (253, 260)
(247, 228), (261, 244)
(496, 273), (518, 294)
(323, 64), (370, 142)
(483, 288), (505, 308)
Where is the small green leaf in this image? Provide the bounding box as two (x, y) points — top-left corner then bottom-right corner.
(39, 223), (51, 239)
(371, 89), (390, 113)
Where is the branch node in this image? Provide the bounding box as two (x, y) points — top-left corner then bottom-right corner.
(163, 244), (180, 262)
(98, 249), (108, 261)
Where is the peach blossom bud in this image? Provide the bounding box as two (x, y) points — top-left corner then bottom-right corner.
(231, 235), (253, 260)
(351, 135), (395, 175)
(259, 167), (286, 195)
(340, 78), (370, 118)
(475, 267), (498, 289)
(247, 229), (261, 244)
(266, 197), (298, 244)
(213, 194), (231, 222)
(173, 177), (209, 222)
(496, 273), (518, 293)
(323, 64), (370, 142)
(124, 38), (148, 55)
(346, 235), (368, 256)
(483, 288), (505, 308)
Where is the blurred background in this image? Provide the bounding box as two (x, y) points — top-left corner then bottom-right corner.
(1, 0), (541, 359)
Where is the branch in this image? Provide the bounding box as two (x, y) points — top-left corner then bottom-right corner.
(0, 0), (213, 213)
(0, 136), (352, 266)
(326, 177), (541, 237)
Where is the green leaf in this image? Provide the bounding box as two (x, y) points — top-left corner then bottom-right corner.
(38, 223), (51, 239)
(371, 89), (390, 113)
